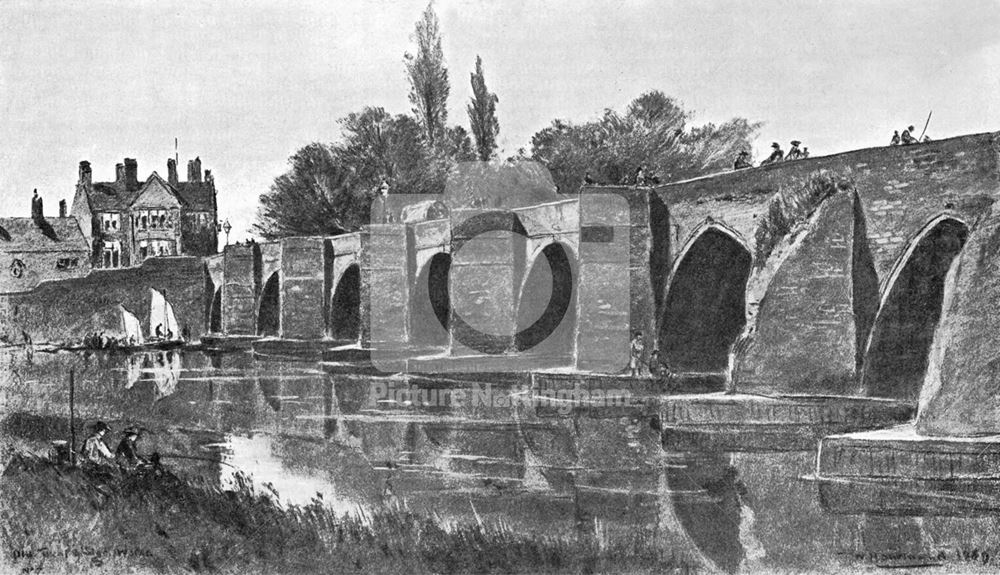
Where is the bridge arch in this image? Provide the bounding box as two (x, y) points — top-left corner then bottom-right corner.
(861, 215), (969, 400)
(658, 224), (752, 373)
(515, 241), (577, 360)
(204, 267), (217, 334)
(257, 272), (280, 336)
(209, 288), (222, 333)
(409, 252), (452, 348)
(329, 263), (361, 342)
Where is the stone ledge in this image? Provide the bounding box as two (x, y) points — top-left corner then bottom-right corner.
(658, 394), (914, 452)
(818, 424), (1000, 480)
(813, 424), (1000, 515)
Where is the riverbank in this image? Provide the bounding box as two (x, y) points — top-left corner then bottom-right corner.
(0, 449), (689, 574)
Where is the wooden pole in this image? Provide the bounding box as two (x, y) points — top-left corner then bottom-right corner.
(69, 368), (76, 465)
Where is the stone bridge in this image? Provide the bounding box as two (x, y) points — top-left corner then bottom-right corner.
(207, 132), (1000, 436)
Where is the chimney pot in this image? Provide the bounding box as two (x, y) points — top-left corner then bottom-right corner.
(167, 158), (178, 185)
(187, 157), (203, 182)
(31, 189), (43, 221)
(78, 161), (92, 187)
(124, 158), (138, 190)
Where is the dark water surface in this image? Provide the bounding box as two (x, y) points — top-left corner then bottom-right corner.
(3, 347), (999, 573)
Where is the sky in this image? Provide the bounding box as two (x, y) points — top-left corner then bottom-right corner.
(2, 0), (1000, 241)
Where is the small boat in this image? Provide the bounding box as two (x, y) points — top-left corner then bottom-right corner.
(144, 289), (185, 350)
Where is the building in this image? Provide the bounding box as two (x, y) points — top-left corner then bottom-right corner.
(0, 192), (90, 295)
(71, 156), (219, 268)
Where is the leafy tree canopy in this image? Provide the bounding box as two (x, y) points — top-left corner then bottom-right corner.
(529, 90), (761, 194)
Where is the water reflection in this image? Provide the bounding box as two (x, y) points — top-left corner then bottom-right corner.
(3, 347), (1000, 573)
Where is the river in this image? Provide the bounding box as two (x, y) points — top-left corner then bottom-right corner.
(2, 347), (999, 573)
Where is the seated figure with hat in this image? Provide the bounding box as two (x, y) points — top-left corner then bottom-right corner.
(785, 140), (804, 160)
(760, 142), (784, 166)
(80, 421), (114, 466)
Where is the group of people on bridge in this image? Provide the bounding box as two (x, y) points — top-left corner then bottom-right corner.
(735, 140), (809, 170)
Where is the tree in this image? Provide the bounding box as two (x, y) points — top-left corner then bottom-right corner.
(467, 55), (499, 161)
(253, 143), (359, 239)
(405, 2), (449, 148)
(530, 90), (762, 194)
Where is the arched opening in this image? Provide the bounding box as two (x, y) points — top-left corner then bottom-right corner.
(329, 264), (361, 342)
(209, 288), (223, 333)
(515, 243), (576, 361)
(862, 218), (968, 400)
(659, 228), (751, 373)
(203, 268), (215, 335)
(409, 253), (451, 348)
(257, 272), (280, 336)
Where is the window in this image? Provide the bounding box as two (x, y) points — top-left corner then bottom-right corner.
(102, 240), (121, 268)
(56, 258), (79, 270)
(101, 212), (120, 233)
(139, 240), (148, 260)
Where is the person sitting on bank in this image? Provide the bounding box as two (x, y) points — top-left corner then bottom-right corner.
(890, 130), (901, 146)
(760, 142), (784, 166)
(155, 323), (164, 339)
(81, 421), (114, 466)
(901, 125), (918, 145)
(116, 427), (145, 470)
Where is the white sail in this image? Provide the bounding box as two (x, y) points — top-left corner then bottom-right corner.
(149, 288), (181, 340)
(119, 305), (144, 345)
(164, 300), (181, 340)
(149, 289), (165, 339)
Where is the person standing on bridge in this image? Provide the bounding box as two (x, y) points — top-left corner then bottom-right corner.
(629, 331), (645, 378)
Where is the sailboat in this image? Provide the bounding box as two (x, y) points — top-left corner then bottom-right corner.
(146, 289), (185, 350)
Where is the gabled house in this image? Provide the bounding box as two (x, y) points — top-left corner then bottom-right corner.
(0, 193), (90, 295)
(71, 157), (218, 268)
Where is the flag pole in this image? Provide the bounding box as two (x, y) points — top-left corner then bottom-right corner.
(919, 111), (933, 141)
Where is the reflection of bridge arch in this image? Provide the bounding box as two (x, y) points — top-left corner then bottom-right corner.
(409, 253), (451, 348)
(329, 264), (361, 342)
(515, 242), (577, 359)
(257, 272), (280, 336)
(861, 216), (969, 400)
(659, 224), (752, 373)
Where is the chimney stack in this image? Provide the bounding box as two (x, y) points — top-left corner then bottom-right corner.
(58, 199), (67, 218)
(115, 163), (125, 184)
(187, 157), (203, 182)
(31, 189), (43, 222)
(124, 158), (138, 190)
(78, 161), (92, 187)
(167, 158), (178, 185)
(204, 169), (213, 184)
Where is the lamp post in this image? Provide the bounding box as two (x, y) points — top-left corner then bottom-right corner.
(221, 219), (231, 246)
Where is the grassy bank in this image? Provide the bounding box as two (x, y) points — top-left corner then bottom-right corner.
(0, 450), (694, 574)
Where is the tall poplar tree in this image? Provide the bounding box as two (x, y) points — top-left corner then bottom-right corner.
(404, 3), (449, 148)
(467, 55), (499, 161)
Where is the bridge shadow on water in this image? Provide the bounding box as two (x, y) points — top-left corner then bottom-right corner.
(3, 347), (1000, 573)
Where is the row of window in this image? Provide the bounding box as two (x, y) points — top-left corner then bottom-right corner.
(138, 239), (175, 260)
(56, 258), (80, 270)
(100, 210), (213, 234)
(134, 209), (173, 231)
